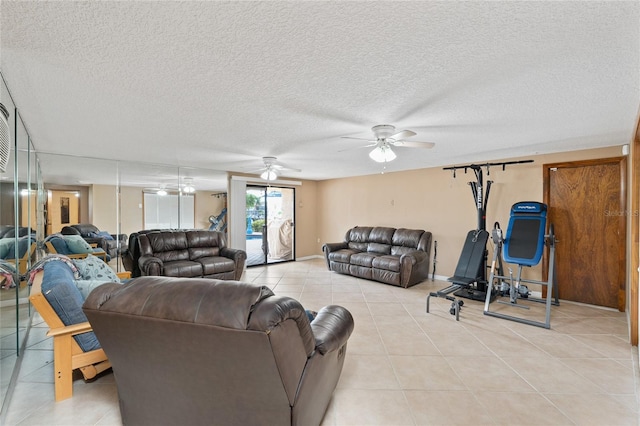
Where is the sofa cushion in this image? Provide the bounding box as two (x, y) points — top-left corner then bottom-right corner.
(369, 227), (395, 244)
(372, 255), (401, 272)
(48, 236), (71, 254)
(163, 260), (203, 278)
(367, 242), (391, 255)
(350, 252), (379, 268)
(41, 261), (101, 352)
(346, 226), (372, 252)
(186, 230), (223, 260)
(0, 238), (14, 259)
(328, 249), (359, 264)
(198, 257), (235, 275)
(189, 246), (220, 260)
(146, 232), (190, 262)
(392, 228), (424, 248)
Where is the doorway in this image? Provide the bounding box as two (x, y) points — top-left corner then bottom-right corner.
(543, 157), (627, 310)
(245, 186), (295, 267)
(46, 190), (80, 235)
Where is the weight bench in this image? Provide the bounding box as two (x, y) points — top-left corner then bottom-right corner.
(483, 201), (558, 329)
(426, 229), (488, 320)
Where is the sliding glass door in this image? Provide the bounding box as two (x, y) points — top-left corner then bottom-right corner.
(245, 186), (294, 266)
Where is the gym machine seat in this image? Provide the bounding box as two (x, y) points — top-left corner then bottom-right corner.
(426, 229), (488, 320)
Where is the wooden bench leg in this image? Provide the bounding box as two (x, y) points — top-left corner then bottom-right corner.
(52, 334), (74, 401)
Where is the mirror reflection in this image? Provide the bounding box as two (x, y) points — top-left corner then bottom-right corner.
(0, 123), (228, 413)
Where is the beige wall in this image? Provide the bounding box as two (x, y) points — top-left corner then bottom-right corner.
(317, 146), (623, 280)
(73, 145), (624, 277)
(91, 184), (118, 233)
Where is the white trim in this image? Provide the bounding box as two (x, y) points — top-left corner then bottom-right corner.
(231, 175), (302, 186)
(229, 179), (247, 251)
(297, 254), (324, 261)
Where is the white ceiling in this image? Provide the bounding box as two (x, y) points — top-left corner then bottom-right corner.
(1, 1), (638, 191)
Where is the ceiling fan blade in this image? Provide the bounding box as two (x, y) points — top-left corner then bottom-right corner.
(392, 140), (435, 149)
(338, 142), (376, 152)
(341, 136), (373, 141)
(390, 130), (416, 140)
(272, 165), (302, 173)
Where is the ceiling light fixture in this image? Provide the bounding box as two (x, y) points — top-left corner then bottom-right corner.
(261, 168), (278, 181)
(157, 188), (167, 196)
(369, 144), (396, 163)
(182, 178), (195, 193)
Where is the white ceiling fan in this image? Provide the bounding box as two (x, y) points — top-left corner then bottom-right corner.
(250, 157), (301, 181)
(143, 178), (196, 195)
(341, 124), (435, 162)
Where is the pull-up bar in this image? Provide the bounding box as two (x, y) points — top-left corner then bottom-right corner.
(443, 160), (534, 231)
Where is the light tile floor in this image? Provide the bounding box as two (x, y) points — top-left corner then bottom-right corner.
(3, 257), (640, 425)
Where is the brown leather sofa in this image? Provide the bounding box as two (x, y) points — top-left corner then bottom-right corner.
(62, 223), (128, 261)
(122, 229), (175, 277)
(323, 226), (432, 288)
(137, 230), (246, 280)
(83, 276), (354, 426)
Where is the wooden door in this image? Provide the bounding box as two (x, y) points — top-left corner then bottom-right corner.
(544, 158), (627, 310)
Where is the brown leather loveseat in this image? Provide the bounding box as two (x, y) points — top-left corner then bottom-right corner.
(138, 229), (246, 280)
(83, 276), (354, 426)
(323, 226), (432, 288)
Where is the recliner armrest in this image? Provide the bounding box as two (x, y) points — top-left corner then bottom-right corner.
(322, 242), (349, 269)
(139, 255), (163, 276)
(220, 247), (246, 262)
(322, 242), (348, 253)
(310, 305), (354, 355)
(400, 249), (428, 265)
(220, 247), (247, 280)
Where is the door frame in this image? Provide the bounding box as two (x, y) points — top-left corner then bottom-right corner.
(245, 184), (296, 267)
(631, 118), (640, 346)
(543, 156), (627, 311)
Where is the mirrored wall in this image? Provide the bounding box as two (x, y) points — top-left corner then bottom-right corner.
(0, 74), (229, 416)
(0, 74), (42, 413)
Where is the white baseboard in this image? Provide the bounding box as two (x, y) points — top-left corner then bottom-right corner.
(297, 254), (324, 261)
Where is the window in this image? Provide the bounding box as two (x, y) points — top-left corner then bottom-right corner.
(143, 193), (194, 229)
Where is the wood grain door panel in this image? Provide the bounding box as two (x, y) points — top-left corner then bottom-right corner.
(545, 158), (626, 310)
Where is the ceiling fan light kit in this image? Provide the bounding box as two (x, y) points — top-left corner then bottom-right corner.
(182, 178), (195, 193)
(260, 169), (278, 181)
(342, 124), (435, 163)
(369, 145), (396, 163)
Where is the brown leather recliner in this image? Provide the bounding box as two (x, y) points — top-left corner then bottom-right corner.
(83, 276), (354, 426)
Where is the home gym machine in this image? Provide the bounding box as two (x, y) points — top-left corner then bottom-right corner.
(426, 159), (533, 320)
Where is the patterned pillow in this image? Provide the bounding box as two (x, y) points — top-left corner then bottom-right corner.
(75, 279), (121, 300)
(64, 235), (93, 254)
(72, 254), (120, 282)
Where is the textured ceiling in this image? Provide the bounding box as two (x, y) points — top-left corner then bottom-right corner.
(1, 1), (639, 190)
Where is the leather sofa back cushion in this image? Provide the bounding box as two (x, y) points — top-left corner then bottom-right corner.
(346, 226), (372, 251)
(367, 242), (391, 254)
(90, 276), (274, 330)
(146, 232), (189, 262)
(392, 228), (424, 247)
(369, 227), (395, 244)
(186, 230), (223, 259)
